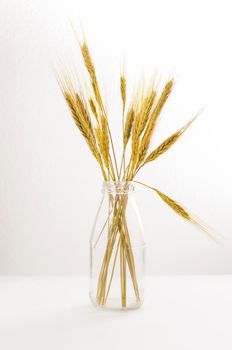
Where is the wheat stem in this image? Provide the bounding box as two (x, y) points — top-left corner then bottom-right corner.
(134, 180), (217, 241)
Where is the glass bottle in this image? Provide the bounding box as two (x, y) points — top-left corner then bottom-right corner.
(89, 181), (146, 310)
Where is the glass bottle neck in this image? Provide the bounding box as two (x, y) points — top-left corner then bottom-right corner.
(103, 181), (135, 195)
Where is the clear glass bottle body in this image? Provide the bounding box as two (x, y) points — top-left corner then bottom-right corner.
(89, 181), (146, 310)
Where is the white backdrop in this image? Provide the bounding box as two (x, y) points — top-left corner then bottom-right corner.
(0, 0), (232, 275)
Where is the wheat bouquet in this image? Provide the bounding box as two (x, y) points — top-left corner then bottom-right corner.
(58, 39), (215, 310)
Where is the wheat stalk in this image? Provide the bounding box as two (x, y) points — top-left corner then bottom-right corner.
(129, 100), (143, 175)
(80, 41), (119, 179)
(120, 73), (127, 175)
(138, 89), (156, 136)
(123, 107), (135, 147)
(100, 115), (109, 169)
(136, 80), (174, 168)
(75, 93), (94, 133)
(89, 97), (99, 123)
(139, 113), (199, 169)
(81, 42), (104, 111)
(64, 92), (96, 157)
(120, 75), (127, 114)
(134, 181), (217, 241)
(61, 80), (107, 179)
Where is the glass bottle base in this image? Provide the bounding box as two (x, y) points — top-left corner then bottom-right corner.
(90, 295), (142, 311)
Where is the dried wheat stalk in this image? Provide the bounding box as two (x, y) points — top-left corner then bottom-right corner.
(135, 113), (199, 174)
(124, 108), (134, 146)
(120, 75), (127, 114)
(137, 80), (174, 168)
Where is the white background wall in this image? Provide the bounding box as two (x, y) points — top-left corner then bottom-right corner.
(0, 0), (232, 275)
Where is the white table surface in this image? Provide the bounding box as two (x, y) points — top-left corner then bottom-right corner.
(0, 275), (232, 350)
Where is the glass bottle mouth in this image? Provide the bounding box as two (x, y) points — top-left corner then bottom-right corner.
(103, 181), (134, 194)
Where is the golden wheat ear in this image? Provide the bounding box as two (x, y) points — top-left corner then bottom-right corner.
(80, 41), (105, 113)
(120, 74), (127, 114)
(134, 181), (220, 243)
(143, 112), (200, 166)
(123, 108), (135, 147)
(137, 79), (174, 167)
